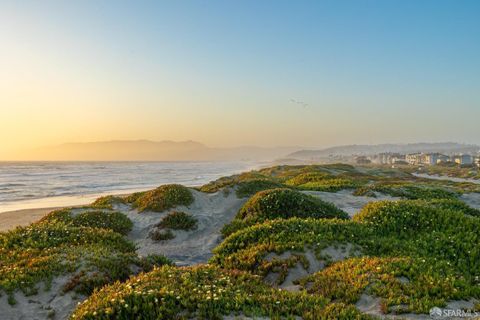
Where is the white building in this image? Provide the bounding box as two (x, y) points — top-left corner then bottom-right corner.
(453, 154), (473, 165)
(375, 153), (405, 165)
(424, 153), (449, 165)
(406, 153), (422, 165)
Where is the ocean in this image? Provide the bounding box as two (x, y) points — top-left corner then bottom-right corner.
(0, 161), (259, 213)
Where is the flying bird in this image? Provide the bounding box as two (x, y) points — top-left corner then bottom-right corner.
(290, 98), (308, 108)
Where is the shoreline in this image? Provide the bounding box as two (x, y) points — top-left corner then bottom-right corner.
(0, 206), (64, 232)
(0, 186), (161, 216)
(0, 190), (146, 232)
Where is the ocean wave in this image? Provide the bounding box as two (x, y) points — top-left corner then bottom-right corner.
(0, 161), (254, 205)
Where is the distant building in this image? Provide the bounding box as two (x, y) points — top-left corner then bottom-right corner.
(406, 153), (422, 165)
(391, 154), (406, 164)
(424, 153), (449, 165)
(355, 156), (371, 164)
(474, 156), (480, 167)
(436, 154), (450, 164)
(453, 154), (473, 165)
(392, 159), (408, 165)
(375, 153), (405, 165)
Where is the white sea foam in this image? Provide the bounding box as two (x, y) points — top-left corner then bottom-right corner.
(0, 161), (257, 213)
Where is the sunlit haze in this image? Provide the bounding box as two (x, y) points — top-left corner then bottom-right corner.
(1, 1), (479, 160)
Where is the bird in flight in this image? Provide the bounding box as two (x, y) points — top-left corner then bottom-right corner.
(290, 98), (308, 108)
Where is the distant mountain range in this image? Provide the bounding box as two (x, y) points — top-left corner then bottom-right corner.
(20, 140), (301, 161)
(11, 141), (479, 162)
(287, 143), (480, 160)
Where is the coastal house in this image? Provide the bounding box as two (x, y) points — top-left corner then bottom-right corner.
(424, 153), (449, 165)
(374, 153), (404, 165)
(453, 154), (473, 165)
(406, 153), (422, 165)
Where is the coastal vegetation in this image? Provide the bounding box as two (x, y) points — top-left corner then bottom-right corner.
(222, 188), (347, 237)
(199, 164), (480, 198)
(156, 211), (198, 231)
(149, 211), (198, 241)
(211, 198), (480, 314)
(90, 195), (126, 210)
(127, 184), (194, 212)
(3, 164), (480, 319)
(71, 264), (372, 320)
(0, 208), (171, 305)
(150, 229), (175, 241)
(40, 209), (133, 235)
(400, 163), (480, 180)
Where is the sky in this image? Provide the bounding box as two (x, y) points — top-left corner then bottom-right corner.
(1, 0), (479, 159)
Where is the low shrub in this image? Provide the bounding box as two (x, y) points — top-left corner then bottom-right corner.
(132, 184), (194, 212)
(297, 178), (360, 192)
(236, 188), (348, 221)
(354, 182), (458, 200)
(212, 199), (480, 314)
(90, 195), (125, 210)
(72, 211), (133, 235)
(71, 264), (372, 320)
(416, 198), (480, 217)
(123, 191), (146, 204)
(137, 254), (173, 272)
(285, 172), (333, 186)
(39, 209), (133, 235)
(0, 222), (142, 303)
(156, 211), (198, 231)
(297, 256), (471, 313)
(235, 179), (285, 198)
(198, 172), (274, 194)
(222, 188), (347, 237)
(150, 229), (175, 241)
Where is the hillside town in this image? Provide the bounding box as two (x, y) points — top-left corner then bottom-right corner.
(357, 152), (480, 167)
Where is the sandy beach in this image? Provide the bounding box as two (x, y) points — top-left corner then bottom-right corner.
(0, 207), (62, 232)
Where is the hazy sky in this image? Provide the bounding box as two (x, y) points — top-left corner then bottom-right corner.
(1, 0), (479, 158)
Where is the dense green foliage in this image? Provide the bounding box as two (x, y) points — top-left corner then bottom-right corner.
(71, 264), (373, 320)
(200, 163), (478, 199)
(131, 184), (194, 212)
(156, 211), (198, 231)
(235, 179), (285, 198)
(400, 164), (480, 180)
(285, 171), (362, 192)
(237, 188), (348, 221)
(296, 256), (471, 313)
(150, 229), (175, 241)
(212, 199), (480, 314)
(0, 209), (169, 304)
(285, 171), (334, 186)
(90, 195), (126, 210)
(198, 172), (274, 193)
(354, 182), (459, 200)
(297, 178), (360, 192)
(39, 209), (133, 235)
(6, 164), (478, 318)
(418, 198), (480, 217)
(222, 188), (347, 237)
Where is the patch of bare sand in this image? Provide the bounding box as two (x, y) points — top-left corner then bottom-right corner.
(0, 207), (64, 232)
(264, 243), (361, 291)
(0, 188), (248, 319)
(302, 190), (398, 217)
(0, 276), (85, 320)
(119, 189), (248, 266)
(460, 193), (480, 210)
